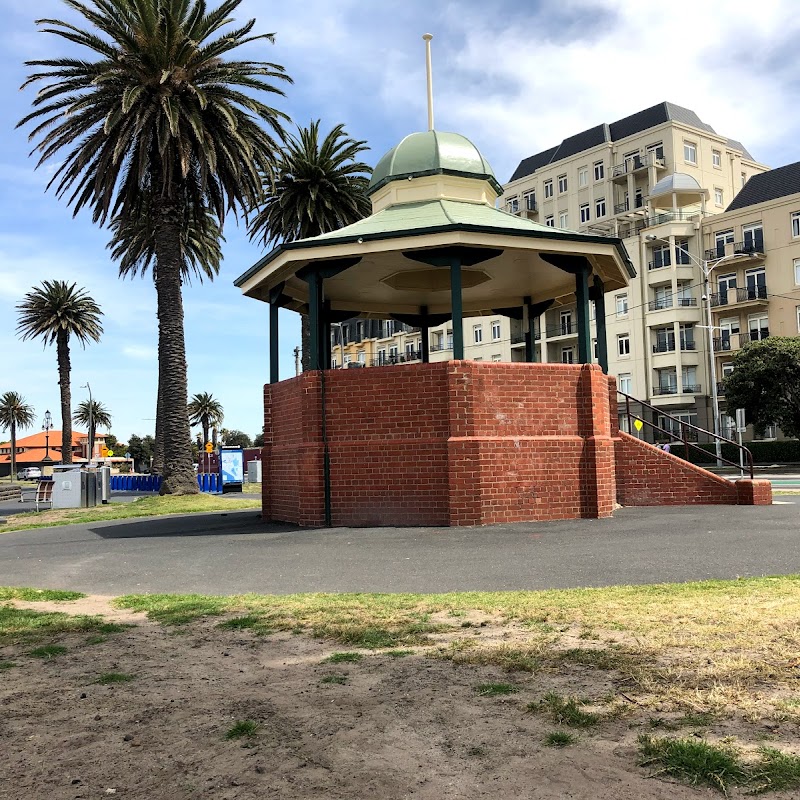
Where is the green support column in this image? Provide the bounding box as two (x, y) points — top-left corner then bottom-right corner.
(592, 275), (609, 373)
(269, 298), (280, 384)
(307, 272), (323, 370)
(420, 305), (430, 363)
(450, 256), (464, 359)
(322, 300), (332, 370)
(523, 296), (536, 362)
(576, 265), (591, 364)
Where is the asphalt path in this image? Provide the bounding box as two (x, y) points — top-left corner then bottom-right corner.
(0, 499), (798, 595)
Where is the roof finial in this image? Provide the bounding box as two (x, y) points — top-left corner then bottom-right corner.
(423, 33), (434, 131)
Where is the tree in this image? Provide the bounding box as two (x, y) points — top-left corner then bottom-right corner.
(188, 392), (224, 448)
(109, 197), (224, 477)
(248, 120), (372, 370)
(253, 432), (265, 447)
(127, 434), (155, 473)
(0, 392), (35, 481)
(222, 429), (251, 448)
(18, 0), (292, 494)
(73, 399), (112, 461)
(724, 337), (800, 438)
(16, 281), (103, 463)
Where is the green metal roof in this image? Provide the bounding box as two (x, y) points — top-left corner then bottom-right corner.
(368, 131), (503, 196)
(234, 199), (635, 288)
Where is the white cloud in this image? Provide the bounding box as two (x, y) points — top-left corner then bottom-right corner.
(122, 345), (156, 361)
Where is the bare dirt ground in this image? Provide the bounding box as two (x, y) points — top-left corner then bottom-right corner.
(2, 598), (799, 800)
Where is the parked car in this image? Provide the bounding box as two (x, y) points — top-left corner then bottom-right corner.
(16, 467), (42, 480)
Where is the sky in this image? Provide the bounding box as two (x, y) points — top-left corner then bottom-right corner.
(1, 0), (800, 446)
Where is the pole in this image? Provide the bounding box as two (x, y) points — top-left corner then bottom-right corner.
(704, 264), (723, 466)
(450, 255), (464, 359)
(423, 34), (434, 130)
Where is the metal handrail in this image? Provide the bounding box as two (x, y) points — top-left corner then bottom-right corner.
(618, 390), (754, 479)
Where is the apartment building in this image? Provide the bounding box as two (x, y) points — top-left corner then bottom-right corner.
(331, 102), (770, 438)
(702, 161), (800, 440)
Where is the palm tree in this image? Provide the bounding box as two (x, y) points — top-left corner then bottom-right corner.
(16, 281), (103, 464)
(18, 0), (292, 495)
(73, 399), (112, 462)
(0, 392), (35, 482)
(248, 120), (372, 370)
(108, 195), (224, 476)
(188, 392), (224, 448)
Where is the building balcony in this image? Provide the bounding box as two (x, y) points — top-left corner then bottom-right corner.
(704, 238), (766, 261)
(610, 153), (667, 180)
(429, 343), (452, 353)
(713, 331), (768, 352)
(371, 351), (422, 366)
(652, 384), (701, 396)
(647, 297), (697, 311)
(709, 286), (768, 309)
(537, 321), (578, 341)
(652, 338), (696, 354)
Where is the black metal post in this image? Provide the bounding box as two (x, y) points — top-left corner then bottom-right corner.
(576, 264), (591, 363)
(307, 272), (323, 370)
(450, 256), (464, 359)
(592, 275), (608, 373)
(269, 296), (280, 384)
(420, 305), (430, 364)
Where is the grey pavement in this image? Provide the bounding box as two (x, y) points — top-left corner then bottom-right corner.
(0, 498), (798, 596)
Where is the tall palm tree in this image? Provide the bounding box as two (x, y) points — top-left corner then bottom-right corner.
(73, 399), (112, 461)
(188, 392), (224, 448)
(16, 281), (103, 464)
(108, 195), (224, 476)
(0, 392), (35, 482)
(248, 120), (372, 370)
(18, 0), (292, 495)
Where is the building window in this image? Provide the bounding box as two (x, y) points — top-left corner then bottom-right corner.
(559, 211), (569, 228)
(792, 212), (800, 238)
(617, 334), (630, 357)
(682, 365), (697, 392)
(714, 187), (724, 207)
(712, 149), (721, 168)
(331, 357), (338, 368)
(795, 259), (800, 285)
(344, 354), (351, 365)
(561, 347), (575, 364)
(446, 329), (453, 349)
(797, 306), (800, 332)
(619, 373), (632, 394)
(357, 350), (366, 364)
(377, 348), (387, 364)
(683, 141), (697, 164)
(491, 320), (501, 340)
(749, 313), (769, 341)
(741, 172), (747, 187)
(646, 142), (664, 161)
(592, 338), (598, 360)
(524, 190), (536, 211)
(491, 354), (502, 362)
(580, 203), (590, 223)
(473, 356), (483, 362)
(593, 160), (604, 181)
(578, 167), (589, 187)
(675, 239), (691, 264)
(742, 223), (764, 252)
(713, 229), (734, 257)
(473, 324), (483, 344)
(388, 346), (398, 360)
(544, 179), (553, 199)
(615, 293), (628, 316)
(558, 174), (568, 193)
(507, 196), (519, 213)
(545, 215), (554, 227)
(595, 197), (606, 218)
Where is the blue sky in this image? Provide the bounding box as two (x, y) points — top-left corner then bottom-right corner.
(1, 0), (800, 445)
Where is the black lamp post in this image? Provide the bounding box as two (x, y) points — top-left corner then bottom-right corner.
(41, 409), (54, 476)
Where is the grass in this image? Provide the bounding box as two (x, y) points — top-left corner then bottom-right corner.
(438, 643), (542, 673)
(0, 587), (85, 602)
(544, 731), (577, 747)
(385, 649), (414, 658)
(751, 747), (800, 794)
(321, 673), (348, 685)
(216, 615), (273, 635)
(475, 683), (519, 697)
(0, 661), (16, 670)
(0, 493), (261, 533)
(0, 605), (129, 643)
(531, 693), (600, 728)
(28, 644), (68, 659)
(323, 652), (363, 664)
(225, 720), (259, 740)
(95, 672), (135, 684)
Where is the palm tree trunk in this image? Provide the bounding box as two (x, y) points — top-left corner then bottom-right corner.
(153, 200), (198, 495)
(202, 419), (209, 449)
(152, 375), (164, 475)
(57, 329), (72, 464)
(10, 422), (16, 483)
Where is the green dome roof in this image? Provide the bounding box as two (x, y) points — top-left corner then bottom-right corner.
(368, 130), (503, 197)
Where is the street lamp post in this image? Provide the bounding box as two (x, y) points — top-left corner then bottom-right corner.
(645, 235), (755, 465)
(41, 409), (53, 477)
(81, 382), (93, 463)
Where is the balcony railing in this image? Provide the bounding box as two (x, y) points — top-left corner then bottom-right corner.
(713, 331), (769, 352)
(683, 384), (702, 394)
(652, 385), (679, 395)
(610, 153), (666, 178)
(650, 296), (697, 309)
(653, 340), (676, 354)
(652, 384), (701, 396)
(371, 351), (422, 366)
(704, 237), (765, 260)
(429, 342), (451, 353)
(510, 332), (526, 345)
(709, 286), (768, 307)
(536, 321), (576, 340)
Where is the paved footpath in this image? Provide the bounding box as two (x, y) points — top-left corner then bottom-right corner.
(0, 499), (798, 596)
